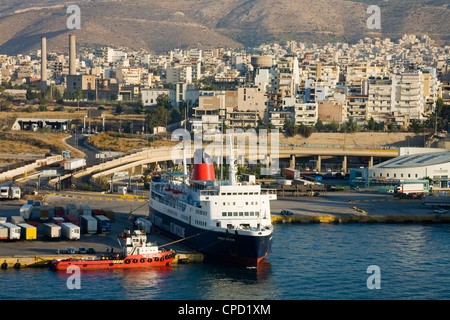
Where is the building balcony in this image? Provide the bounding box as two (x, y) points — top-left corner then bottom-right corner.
(400, 83), (421, 90)
(400, 90), (420, 96)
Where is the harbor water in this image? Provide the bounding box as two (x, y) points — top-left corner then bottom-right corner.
(1, 223), (450, 300)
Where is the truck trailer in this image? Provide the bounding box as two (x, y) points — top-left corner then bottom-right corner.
(18, 223), (37, 240)
(61, 222), (80, 240)
(395, 183), (425, 195)
(80, 215), (97, 234)
(0, 222), (21, 240)
(283, 168), (301, 180)
(95, 215), (111, 234)
(20, 204), (33, 220)
(39, 206), (50, 221)
(64, 158), (86, 171)
(42, 223), (61, 239)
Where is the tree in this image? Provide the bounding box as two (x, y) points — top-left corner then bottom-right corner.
(73, 89), (83, 102)
(156, 93), (171, 108)
(115, 102), (124, 114)
(146, 105), (171, 132)
(368, 117), (376, 131)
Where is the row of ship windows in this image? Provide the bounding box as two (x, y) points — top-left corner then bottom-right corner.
(220, 192), (259, 196)
(222, 212), (260, 217)
(222, 201), (258, 206)
(195, 220), (207, 227)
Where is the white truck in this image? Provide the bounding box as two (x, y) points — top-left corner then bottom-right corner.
(0, 222), (21, 240)
(395, 183), (425, 195)
(64, 158), (86, 171)
(0, 186), (21, 200)
(61, 222), (80, 240)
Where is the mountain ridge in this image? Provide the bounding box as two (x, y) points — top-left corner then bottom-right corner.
(0, 0), (448, 55)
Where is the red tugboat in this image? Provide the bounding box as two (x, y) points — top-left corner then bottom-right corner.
(50, 229), (175, 270)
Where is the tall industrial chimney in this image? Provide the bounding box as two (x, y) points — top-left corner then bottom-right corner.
(69, 34), (76, 75)
(41, 37), (47, 90)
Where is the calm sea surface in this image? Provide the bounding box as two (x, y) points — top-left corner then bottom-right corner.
(2, 223), (450, 300)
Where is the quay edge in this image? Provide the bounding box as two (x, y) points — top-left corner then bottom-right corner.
(271, 215), (450, 224)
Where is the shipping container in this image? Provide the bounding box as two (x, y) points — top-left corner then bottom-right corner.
(11, 216), (25, 225)
(80, 215), (97, 234)
(65, 214), (79, 226)
(27, 221), (39, 228)
(20, 204), (33, 220)
(0, 222), (21, 240)
(52, 217), (65, 226)
(79, 204), (92, 216)
(283, 168), (301, 180)
(64, 158), (86, 171)
(54, 206), (65, 218)
(92, 209), (104, 216)
(42, 223), (61, 239)
(103, 209), (115, 222)
(95, 215), (111, 234)
(61, 222), (80, 240)
(39, 206), (50, 221)
(0, 226), (8, 240)
(18, 223), (37, 240)
(0, 217), (6, 223)
(66, 203), (78, 216)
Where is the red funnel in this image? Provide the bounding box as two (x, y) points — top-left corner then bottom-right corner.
(190, 163), (215, 181)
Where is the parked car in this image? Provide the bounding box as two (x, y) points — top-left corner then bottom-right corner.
(281, 209), (294, 216)
(67, 247), (75, 254)
(79, 247), (87, 254)
(87, 248), (96, 254)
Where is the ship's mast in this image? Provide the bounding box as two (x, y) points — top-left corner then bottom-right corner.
(228, 135), (237, 186)
(182, 139), (187, 177)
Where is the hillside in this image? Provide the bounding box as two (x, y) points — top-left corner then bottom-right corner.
(0, 0), (448, 54)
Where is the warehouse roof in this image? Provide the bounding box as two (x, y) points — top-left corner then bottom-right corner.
(375, 151), (450, 169)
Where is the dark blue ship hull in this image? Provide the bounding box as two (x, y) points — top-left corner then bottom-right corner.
(149, 207), (272, 266)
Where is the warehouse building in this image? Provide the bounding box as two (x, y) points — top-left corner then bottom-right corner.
(351, 150), (450, 190)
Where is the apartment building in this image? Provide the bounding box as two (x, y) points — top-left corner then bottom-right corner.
(116, 67), (151, 86)
(317, 100), (347, 124)
(166, 64), (192, 84)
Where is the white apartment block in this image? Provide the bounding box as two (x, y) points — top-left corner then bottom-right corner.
(141, 88), (175, 107)
(277, 97), (318, 126)
(166, 64), (192, 84)
(392, 72), (425, 119)
(254, 67), (278, 94)
(367, 71), (427, 124)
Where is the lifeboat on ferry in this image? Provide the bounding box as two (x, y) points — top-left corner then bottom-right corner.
(151, 170), (162, 182)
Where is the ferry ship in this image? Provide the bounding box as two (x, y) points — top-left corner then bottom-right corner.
(148, 143), (276, 267)
(50, 230), (175, 270)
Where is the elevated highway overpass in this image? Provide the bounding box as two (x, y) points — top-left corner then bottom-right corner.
(63, 143), (399, 182)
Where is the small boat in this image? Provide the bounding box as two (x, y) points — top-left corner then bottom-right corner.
(50, 230), (175, 270)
